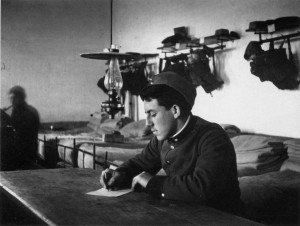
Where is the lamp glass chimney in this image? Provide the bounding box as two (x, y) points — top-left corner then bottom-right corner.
(104, 57), (123, 93)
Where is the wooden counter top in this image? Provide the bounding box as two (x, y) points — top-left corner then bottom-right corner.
(0, 168), (263, 225)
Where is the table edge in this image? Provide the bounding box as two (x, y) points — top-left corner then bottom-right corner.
(1, 183), (57, 226)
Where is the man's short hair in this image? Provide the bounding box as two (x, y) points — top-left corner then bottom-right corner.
(9, 86), (26, 100)
(140, 84), (192, 116)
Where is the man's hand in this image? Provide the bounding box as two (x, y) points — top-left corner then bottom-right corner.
(131, 171), (152, 191)
(100, 169), (130, 190)
(100, 168), (113, 189)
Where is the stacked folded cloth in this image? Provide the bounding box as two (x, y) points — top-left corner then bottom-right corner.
(280, 138), (300, 173)
(231, 135), (288, 177)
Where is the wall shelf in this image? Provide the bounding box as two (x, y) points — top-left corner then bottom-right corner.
(157, 29), (240, 53)
(157, 40), (202, 53)
(203, 31), (240, 49)
(258, 31), (300, 44)
(245, 17), (300, 43)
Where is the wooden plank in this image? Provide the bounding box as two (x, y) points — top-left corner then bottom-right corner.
(0, 169), (263, 225)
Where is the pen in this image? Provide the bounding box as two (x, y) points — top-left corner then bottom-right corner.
(104, 165), (117, 191)
(104, 172), (111, 191)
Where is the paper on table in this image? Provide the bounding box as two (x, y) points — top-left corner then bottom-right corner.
(86, 188), (132, 197)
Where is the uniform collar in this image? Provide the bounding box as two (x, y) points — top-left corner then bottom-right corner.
(168, 114), (194, 143)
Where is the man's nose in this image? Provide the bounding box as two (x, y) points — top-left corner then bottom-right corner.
(146, 116), (153, 127)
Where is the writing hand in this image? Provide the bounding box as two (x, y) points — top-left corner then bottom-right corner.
(131, 172), (152, 191)
(100, 169), (130, 191)
(100, 169), (113, 190)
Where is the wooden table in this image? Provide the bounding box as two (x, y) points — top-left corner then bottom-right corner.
(0, 168), (263, 225)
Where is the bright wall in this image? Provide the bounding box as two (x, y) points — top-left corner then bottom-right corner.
(1, 0), (300, 138)
(112, 0), (300, 138)
(1, 0), (111, 122)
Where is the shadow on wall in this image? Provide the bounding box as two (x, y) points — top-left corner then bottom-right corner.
(215, 49), (233, 86)
(210, 30), (245, 88)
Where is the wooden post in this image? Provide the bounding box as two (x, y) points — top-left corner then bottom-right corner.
(104, 152), (108, 169)
(73, 139), (76, 168)
(82, 151), (85, 168)
(93, 144), (96, 170)
(44, 135), (46, 160)
(63, 147), (66, 168)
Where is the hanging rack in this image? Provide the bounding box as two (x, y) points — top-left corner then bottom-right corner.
(158, 30), (239, 54)
(161, 43), (226, 61)
(258, 31), (300, 44)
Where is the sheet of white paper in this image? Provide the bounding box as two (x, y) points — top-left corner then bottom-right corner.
(86, 188), (132, 197)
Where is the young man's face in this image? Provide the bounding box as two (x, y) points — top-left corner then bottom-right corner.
(144, 99), (177, 141)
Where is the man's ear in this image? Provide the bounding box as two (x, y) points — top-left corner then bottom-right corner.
(171, 105), (181, 119)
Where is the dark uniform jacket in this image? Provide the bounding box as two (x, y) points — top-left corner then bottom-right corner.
(116, 115), (243, 214)
(11, 103), (40, 169)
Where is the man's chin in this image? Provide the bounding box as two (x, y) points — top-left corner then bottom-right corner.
(155, 134), (166, 141)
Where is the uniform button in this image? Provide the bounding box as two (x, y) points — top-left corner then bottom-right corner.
(170, 145), (174, 149)
(162, 193), (165, 198)
(174, 139), (178, 142)
(166, 160), (171, 164)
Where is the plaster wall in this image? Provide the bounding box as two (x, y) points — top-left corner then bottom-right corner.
(1, 0), (111, 122)
(113, 0), (300, 138)
(1, 0), (300, 138)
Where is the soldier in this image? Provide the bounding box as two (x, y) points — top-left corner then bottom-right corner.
(100, 72), (243, 215)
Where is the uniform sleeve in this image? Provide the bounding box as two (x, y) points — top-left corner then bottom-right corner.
(116, 136), (163, 179)
(145, 129), (237, 203)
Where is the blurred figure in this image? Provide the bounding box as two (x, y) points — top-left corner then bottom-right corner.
(0, 109), (14, 170)
(8, 86), (40, 170)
